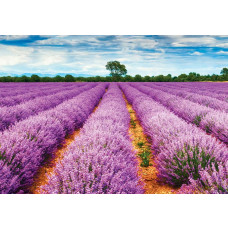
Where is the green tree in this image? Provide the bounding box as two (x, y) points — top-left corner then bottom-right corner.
(177, 73), (188, 82)
(75, 76), (84, 82)
(211, 74), (219, 81)
(187, 72), (200, 81)
(105, 76), (113, 82)
(65, 74), (75, 82)
(105, 61), (127, 81)
(54, 75), (65, 82)
(220, 67), (228, 81)
(21, 75), (30, 82)
(31, 74), (40, 82)
(221, 67), (228, 75)
(124, 75), (133, 82)
(134, 74), (142, 82)
(164, 74), (172, 82)
(155, 75), (165, 82)
(41, 77), (52, 82)
(144, 75), (151, 82)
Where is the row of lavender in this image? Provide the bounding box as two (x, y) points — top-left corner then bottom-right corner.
(41, 83), (143, 194)
(120, 83), (228, 194)
(0, 83), (84, 107)
(158, 82), (228, 94)
(0, 84), (97, 132)
(142, 83), (228, 112)
(0, 82), (82, 98)
(131, 83), (228, 144)
(0, 84), (106, 193)
(153, 82), (228, 102)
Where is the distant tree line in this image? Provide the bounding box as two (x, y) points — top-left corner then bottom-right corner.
(0, 68), (228, 82)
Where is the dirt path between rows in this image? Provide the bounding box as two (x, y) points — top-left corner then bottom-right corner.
(30, 91), (106, 194)
(123, 94), (178, 194)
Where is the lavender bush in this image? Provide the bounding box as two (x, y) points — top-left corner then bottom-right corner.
(120, 83), (228, 190)
(0, 84), (106, 193)
(41, 83), (143, 194)
(132, 84), (228, 144)
(0, 83), (95, 132)
(0, 83), (82, 107)
(178, 161), (228, 194)
(153, 82), (228, 102)
(143, 83), (228, 112)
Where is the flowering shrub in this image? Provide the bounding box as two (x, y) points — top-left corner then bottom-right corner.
(143, 82), (228, 112)
(187, 161), (228, 194)
(0, 83), (95, 131)
(0, 84), (106, 193)
(120, 83), (228, 189)
(41, 84), (143, 194)
(0, 83), (81, 107)
(132, 84), (228, 144)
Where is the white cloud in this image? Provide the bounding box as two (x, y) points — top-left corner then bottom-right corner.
(216, 43), (228, 48)
(190, 51), (203, 56)
(216, 51), (228, 55)
(171, 36), (217, 47)
(35, 38), (77, 46)
(0, 35), (29, 41)
(0, 45), (34, 66)
(34, 36), (100, 47)
(0, 35), (227, 76)
(115, 36), (158, 50)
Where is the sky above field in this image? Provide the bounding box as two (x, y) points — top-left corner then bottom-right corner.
(0, 35), (228, 76)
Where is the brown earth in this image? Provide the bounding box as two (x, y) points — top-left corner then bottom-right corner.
(30, 91), (106, 194)
(30, 86), (178, 194)
(123, 94), (178, 194)
(30, 130), (81, 194)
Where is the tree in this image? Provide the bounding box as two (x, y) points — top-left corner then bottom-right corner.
(164, 74), (172, 82)
(211, 74), (219, 81)
(31, 74), (40, 82)
(134, 74), (142, 82)
(54, 75), (65, 82)
(144, 75), (151, 82)
(41, 77), (52, 82)
(21, 75), (30, 82)
(177, 74), (188, 82)
(124, 75), (133, 82)
(105, 61), (127, 81)
(221, 67), (228, 75)
(220, 68), (228, 81)
(155, 75), (165, 82)
(65, 74), (75, 82)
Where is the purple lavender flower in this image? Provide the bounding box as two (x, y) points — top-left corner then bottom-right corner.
(120, 83), (228, 190)
(41, 83), (143, 194)
(0, 84), (106, 193)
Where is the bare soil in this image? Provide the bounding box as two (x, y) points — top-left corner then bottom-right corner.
(30, 92), (105, 194)
(123, 94), (178, 194)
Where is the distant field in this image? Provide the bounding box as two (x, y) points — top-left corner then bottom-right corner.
(0, 82), (227, 194)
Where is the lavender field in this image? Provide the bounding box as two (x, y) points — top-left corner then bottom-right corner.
(0, 82), (227, 194)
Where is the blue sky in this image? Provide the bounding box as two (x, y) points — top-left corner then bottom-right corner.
(0, 35), (228, 76)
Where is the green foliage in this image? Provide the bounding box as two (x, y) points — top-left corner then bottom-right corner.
(124, 75), (133, 82)
(31, 74), (40, 82)
(193, 115), (202, 127)
(134, 74), (142, 82)
(65, 74), (75, 82)
(169, 145), (218, 186)
(139, 150), (150, 167)
(220, 67), (228, 81)
(54, 75), (65, 82)
(130, 119), (136, 128)
(0, 67), (227, 82)
(105, 61), (127, 81)
(137, 141), (144, 148)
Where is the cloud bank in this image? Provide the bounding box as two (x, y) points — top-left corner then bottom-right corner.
(0, 35), (227, 76)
